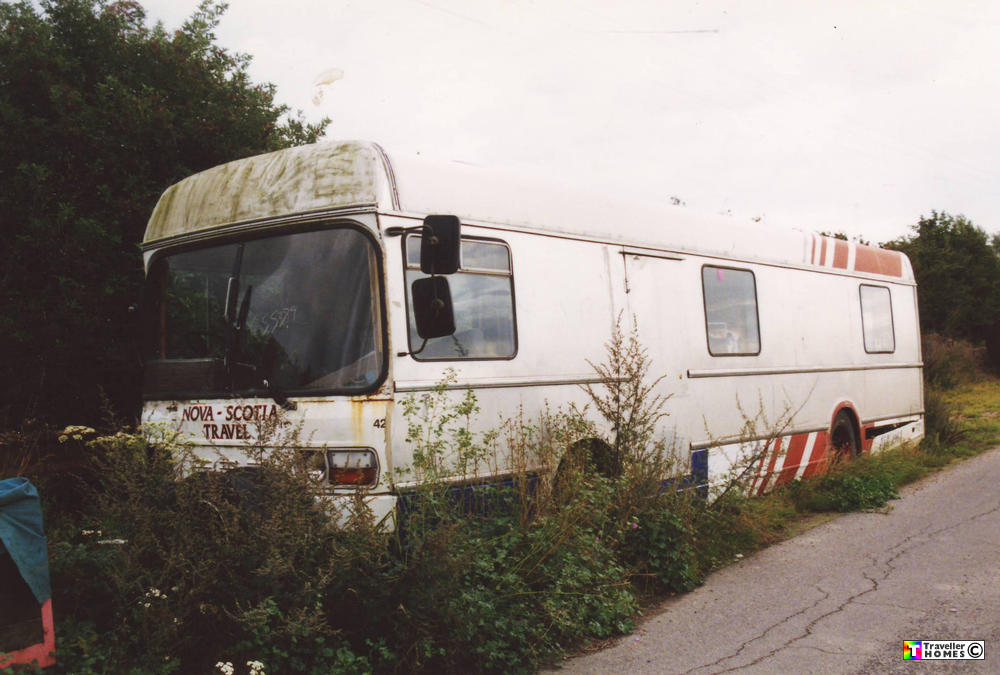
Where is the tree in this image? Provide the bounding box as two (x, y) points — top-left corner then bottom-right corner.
(883, 211), (1000, 340)
(0, 0), (329, 427)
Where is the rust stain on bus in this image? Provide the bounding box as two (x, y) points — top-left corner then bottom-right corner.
(350, 399), (365, 440)
(348, 395), (392, 441)
(348, 392), (392, 402)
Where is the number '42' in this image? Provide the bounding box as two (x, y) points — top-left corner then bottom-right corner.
(372, 418), (386, 429)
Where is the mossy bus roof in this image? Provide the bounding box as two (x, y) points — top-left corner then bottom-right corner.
(143, 140), (913, 282)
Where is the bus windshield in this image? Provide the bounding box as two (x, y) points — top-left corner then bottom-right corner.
(142, 226), (384, 398)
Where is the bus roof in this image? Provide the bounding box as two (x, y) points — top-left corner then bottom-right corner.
(143, 140), (912, 281)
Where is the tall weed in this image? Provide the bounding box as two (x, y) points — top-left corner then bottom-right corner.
(922, 387), (964, 452)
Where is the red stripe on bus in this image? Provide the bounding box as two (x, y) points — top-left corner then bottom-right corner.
(833, 239), (849, 269)
(862, 424), (874, 453)
(819, 237), (828, 266)
(776, 433), (808, 486)
(854, 244), (903, 277)
(802, 431), (829, 478)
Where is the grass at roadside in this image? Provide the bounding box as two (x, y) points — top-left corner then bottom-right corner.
(939, 379), (1000, 454)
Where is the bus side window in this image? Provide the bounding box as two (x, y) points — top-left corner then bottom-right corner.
(701, 266), (761, 356)
(859, 284), (895, 353)
(404, 236), (517, 360)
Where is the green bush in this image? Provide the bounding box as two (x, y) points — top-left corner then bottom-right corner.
(45, 428), (374, 674)
(390, 489), (637, 673)
(619, 497), (700, 593)
(787, 473), (898, 512)
(384, 381), (642, 672)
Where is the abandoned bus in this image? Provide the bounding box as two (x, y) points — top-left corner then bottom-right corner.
(140, 140), (924, 521)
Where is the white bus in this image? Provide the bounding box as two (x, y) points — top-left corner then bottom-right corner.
(140, 140), (924, 521)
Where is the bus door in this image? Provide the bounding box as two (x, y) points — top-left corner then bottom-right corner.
(619, 249), (697, 471)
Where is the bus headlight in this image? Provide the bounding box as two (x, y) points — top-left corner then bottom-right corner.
(301, 450), (328, 484)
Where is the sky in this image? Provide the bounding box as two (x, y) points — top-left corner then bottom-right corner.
(140, 0), (1000, 244)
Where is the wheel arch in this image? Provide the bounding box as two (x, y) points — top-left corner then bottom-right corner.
(829, 400), (863, 453)
(562, 436), (618, 477)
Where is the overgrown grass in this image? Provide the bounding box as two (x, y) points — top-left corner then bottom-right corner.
(938, 379), (1000, 454)
(7, 342), (1000, 674)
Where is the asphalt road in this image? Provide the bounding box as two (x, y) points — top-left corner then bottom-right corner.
(552, 446), (1000, 674)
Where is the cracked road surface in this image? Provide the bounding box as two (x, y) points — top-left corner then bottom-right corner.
(552, 446), (1000, 674)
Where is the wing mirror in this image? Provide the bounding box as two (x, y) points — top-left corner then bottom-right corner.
(420, 215), (461, 275)
(411, 276), (455, 339)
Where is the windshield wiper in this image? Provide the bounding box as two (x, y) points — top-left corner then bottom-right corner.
(222, 246), (246, 383)
(222, 276), (239, 377)
(223, 283), (252, 379)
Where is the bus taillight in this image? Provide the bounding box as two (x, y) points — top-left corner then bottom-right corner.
(328, 450), (378, 486)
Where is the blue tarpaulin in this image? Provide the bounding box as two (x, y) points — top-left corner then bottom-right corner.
(0, 478), (51, 604)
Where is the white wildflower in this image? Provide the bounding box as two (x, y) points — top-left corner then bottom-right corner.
(59, 425), (95, 442)
(144, 587), (167, 600)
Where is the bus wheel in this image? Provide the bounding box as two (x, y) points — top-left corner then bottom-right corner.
(829, 411), (859, 461)
(553, 438), (618, 491)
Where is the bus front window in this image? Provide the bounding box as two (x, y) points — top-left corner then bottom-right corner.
(143, 227), (385, 398)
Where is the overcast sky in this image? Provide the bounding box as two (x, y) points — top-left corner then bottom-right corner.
(141, 0), (1000, 244)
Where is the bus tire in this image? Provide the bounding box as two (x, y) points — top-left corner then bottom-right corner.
(829, 410), (860, 460)
(554, 438), (618, 490)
